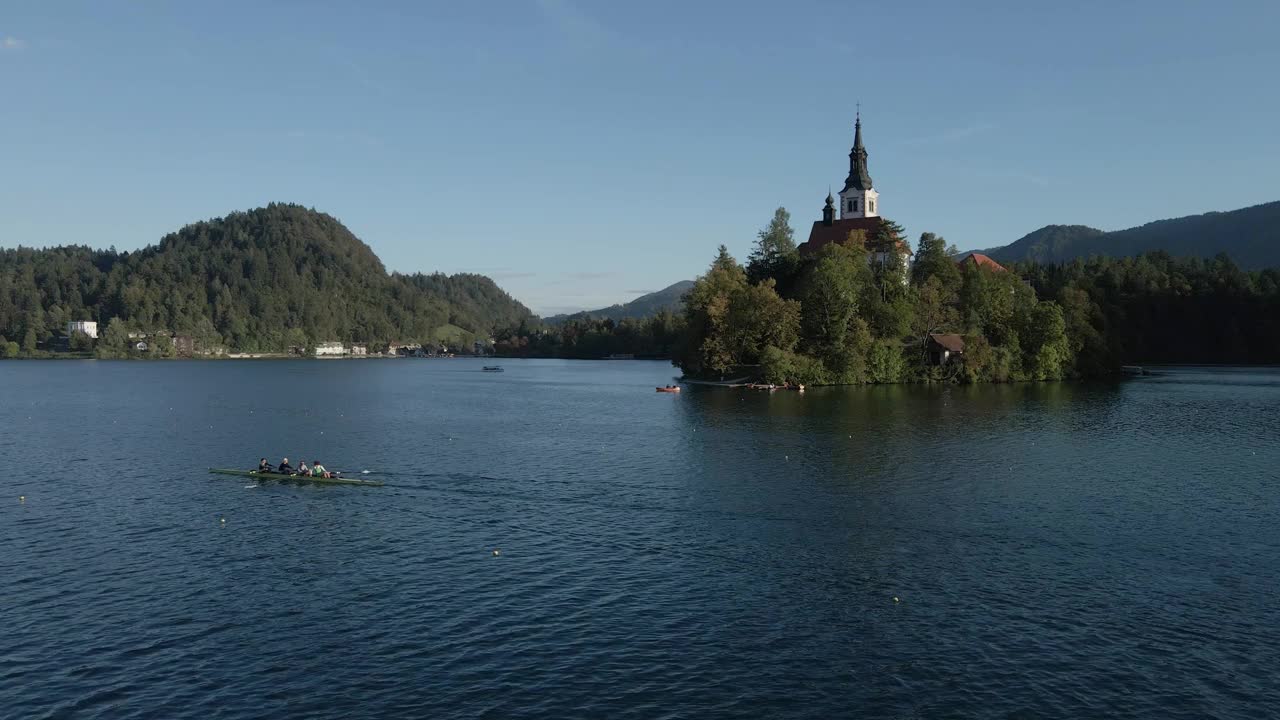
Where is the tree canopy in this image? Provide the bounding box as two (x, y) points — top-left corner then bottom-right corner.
(0, 204), (534, 355)
(670, 209), (1280, 385)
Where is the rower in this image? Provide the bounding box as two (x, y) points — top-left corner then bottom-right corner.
(257, 458), (272, 473)
(312, 460), (330, 479)
(277, 457), (293, 474)
(297, 460), (310, 476)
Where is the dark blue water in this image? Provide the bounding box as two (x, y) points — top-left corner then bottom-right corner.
(3, 360), (1279, 718)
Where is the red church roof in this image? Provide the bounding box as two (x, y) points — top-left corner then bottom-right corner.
(958, 253), (1007, 272)
(799, 217), (913, 257)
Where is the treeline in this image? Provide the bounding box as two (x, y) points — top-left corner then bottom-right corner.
(493, 311), (684, 359)
(1018, 252), (1280, 366)
(0, 204), (534, 356)
(673, 208), (1280, 385)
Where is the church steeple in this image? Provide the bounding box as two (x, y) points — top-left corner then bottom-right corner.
(838, 111), (879, 219)
(843, 112), (873, 193)
(822, 190), (835, 226)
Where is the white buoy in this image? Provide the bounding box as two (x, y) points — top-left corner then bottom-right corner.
(492, 549), (501, 556)
(893, 596), (900, 603)
(220, 517), (226, 524)
(19, 496), (25, 503)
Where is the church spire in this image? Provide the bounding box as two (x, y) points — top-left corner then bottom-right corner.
(843, 112), (873, 193)
(822, 189), (835, 226)
(837, 110), (879, 219)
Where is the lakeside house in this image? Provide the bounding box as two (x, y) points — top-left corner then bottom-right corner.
(349, 344), (367, 356)
(314, 341), (345, 356)
(67, 321), (98, 339)
(927, 334), (965, 365)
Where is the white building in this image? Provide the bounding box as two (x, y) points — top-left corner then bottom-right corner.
(349, 344), (367, 356)
(314, 341), (345, 356)
(67, 321), (98, 339)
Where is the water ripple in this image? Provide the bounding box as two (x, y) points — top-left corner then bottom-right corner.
(2, 361), (1279, 718)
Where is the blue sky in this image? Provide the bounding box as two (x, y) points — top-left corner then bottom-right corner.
(3, 1), (1279, 314)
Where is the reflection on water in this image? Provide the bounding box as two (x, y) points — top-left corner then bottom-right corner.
(2, 360), (1278, 719)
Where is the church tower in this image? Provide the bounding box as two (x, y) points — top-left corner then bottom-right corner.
(838, 113), (878, 219)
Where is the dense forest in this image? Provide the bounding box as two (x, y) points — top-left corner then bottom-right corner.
(1017, 252), (1280, 366)
(667, 208), (1280, 385)
(0, 204), (534, 356)
(493, 311), (684, 359)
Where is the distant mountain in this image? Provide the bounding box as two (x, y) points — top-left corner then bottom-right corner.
(986, 225), (1106, 264)
(988, 201), (1280, 268)
(547, 280), (694, 324)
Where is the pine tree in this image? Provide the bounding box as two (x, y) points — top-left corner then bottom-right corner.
(746, 207), (798, 285)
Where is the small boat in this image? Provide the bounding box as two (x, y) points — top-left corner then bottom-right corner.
(656, 385), (681, 393)
(208, 469), (384, 487)
(482, 366), (505, 373)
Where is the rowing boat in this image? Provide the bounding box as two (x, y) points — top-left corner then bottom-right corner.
(208, 468), (385, 487)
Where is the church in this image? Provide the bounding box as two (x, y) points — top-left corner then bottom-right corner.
(796, 114), (913, 271)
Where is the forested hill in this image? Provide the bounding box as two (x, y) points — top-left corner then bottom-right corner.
(0, 204), (534, 352)
(546, 280), (695, 324)
(988, 201), (1280, 268)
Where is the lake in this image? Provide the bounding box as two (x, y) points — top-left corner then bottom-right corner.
(3, 359), (1279, 719)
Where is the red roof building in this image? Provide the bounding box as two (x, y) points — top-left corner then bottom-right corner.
(798, 213), (913, 260)
(957, 253), (1007, 272)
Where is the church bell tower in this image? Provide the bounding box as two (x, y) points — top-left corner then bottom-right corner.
(838, 112), (879, 219)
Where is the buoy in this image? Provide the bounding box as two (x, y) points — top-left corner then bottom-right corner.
(893, 597), (900, 603)
(19, 496), (25, 503)
(492, 549), (501, 556)
(220, 517), (226, 524)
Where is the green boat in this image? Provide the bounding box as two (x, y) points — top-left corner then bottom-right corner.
(208, 468), (384, 487)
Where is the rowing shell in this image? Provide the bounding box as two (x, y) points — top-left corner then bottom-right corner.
(208, 468), (384, 487)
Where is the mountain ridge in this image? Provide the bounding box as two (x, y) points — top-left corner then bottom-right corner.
(546, 280), (694, 324)
(987, 201), (1280, 267)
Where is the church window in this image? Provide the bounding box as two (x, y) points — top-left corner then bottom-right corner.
(848, 199), (856, 212)
(869, 200), (875, 213)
